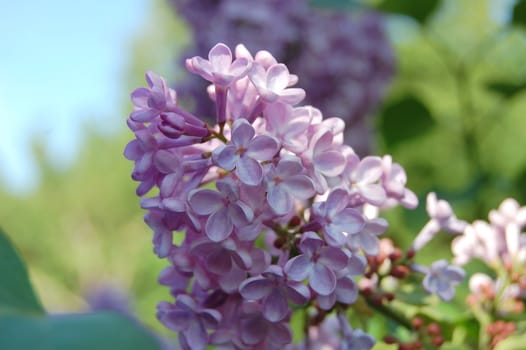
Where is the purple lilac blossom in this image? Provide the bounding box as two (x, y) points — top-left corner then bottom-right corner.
(414, 260), (465, 301)
(171, 0), (394, 155)
(125, 43), (417, 349)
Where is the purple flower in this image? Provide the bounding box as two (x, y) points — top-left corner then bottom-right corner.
(347, 217), (388, 255)
(157, 295), (222, 350)
(188, 178), (254, 241)
(248, 63), (305, 104)
(239, 265), (310, 322)
(186, 43), (251, 87)
(302, 127), (347, 192)
(419, 260), (465, 301)
(237, 301), (293, 347)
(265, 156), (315, 215)
(348, 156), (386, 206)
(284, 232), (349, 296)
(311, 188), (365, 246)
(212, 119), (279, 185)
(130, 71), (177, 122)
(380, 155), (418, 209)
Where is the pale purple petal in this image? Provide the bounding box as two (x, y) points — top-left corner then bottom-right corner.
(314, 151), (346, 176)
(213, 145), (238, 171)
(228, 202), (253, 227)
(266, 64), (289, 92)
(209, 43), (232, 72)
(285, 282), (310, 304)
(184, 318), (208, 350)
(188, 189), (223, 215)
(319, 247), (349, 271)
(317, 293), (336, 311)
(239, 277), (273, 300)
(263, 289), (289, 322)
(278, 88), (306, 105)
(360, 184), (386, 206)
(284, 254), (311, 281)
(282, 175), (315, 200)
(268, 185), (293, 215)
(206, 249), (232, 275)
(231, 119), (255, 147)
(240, 315), (268, 345)
(310, 263), (337, 296)
(335, 276), (358, 304)
(355, 156), (383, 183)
(268, 322), (292, 346)
(206, 207), (233, 241)
(246, 135), (279, 160)
(237, 156), (263, 186)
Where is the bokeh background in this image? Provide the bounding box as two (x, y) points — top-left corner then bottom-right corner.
(1, 0), (526, 340)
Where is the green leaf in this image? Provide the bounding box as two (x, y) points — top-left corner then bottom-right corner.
(512, 0), (526, 28)
(377, 0), (441, 24)
(486, 81), (526, 99)
(0, 312), (163, 350)
(378, 95), (436, 147)
(0, 228), (44, 315)
(494, 334), (526, 350)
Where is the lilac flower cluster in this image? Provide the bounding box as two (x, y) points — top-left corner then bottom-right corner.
(453, 199), (526, 315)
(125, 43), (415, 349)
(171, 0), (394, 155)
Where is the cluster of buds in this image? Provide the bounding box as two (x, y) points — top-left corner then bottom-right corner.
(125, 43), (415, 350)
(171, 0), (394, 155)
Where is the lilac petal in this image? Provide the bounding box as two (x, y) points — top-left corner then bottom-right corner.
(209, 43), (232, 70)
(285, 282), (310, 304)
(240, 315), (268, 345)
(231, 119), (255, 147)
(229, 202), (253, 227)
(310, 263), (337, 296)
(317, 293), (336, 311)
(200, 309), (222, 329)
(314, 150), (346, 176)
(237, 156), (263, 186)
(246, 135), (279, 160)
(268, 322), (292, 346)
(130, 108), (159, 122)
(218, 264), (247, 293)
(282, 175), (315, 200)
(334, 208), (365, 234)
(268, 185), (292, 215)
(188, 189), (224, 215)
(359, 233), (380, 255)
(239, 277), (273, 300)
(130, 87), (150, 106)
(360, 184), (386, 206)
(355, 157), (383, 182)
(160, 173), (181, 197)
(206, 207), (233, 242)
(164, 310), (191, 330)
(232, 249), (252, 270)
(325, 189), (350, 217)
(184, 318), (208, 350)
(275, 156), (303, 176)
(319, 247), (349, 271)
(213, 145), (237, 171)
(284, 254), (311, 281)
(335, 276), (358, 304)
(263, 289), (289, 322)
(279, 88), (306, 105)
(206, 249), (232, 275)
(299, 232), (324, 255)
(266, 64), (289, 91)
(123, 140), (141, 160)
(229, 57), (250, 76)
(248, 64), (267, 90)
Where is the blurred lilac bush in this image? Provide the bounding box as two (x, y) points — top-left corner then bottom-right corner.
(170, 0), (394, 155)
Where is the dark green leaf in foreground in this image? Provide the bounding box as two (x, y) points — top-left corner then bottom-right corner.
(377, 0), (441, 24)
(378, 95), (436, 147)
(486, 80), (526, 99)
(512, 0), (526, 28)
(0, 312), (163, 350)
(0, 228), (44, 315)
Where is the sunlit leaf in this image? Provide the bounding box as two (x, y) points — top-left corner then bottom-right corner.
(494, 334), (526, 350)
(0, 229), (44, 315)
(378, 95), (436, 147)
(376, 0), (441, 24)
(0, 312), (163, 350)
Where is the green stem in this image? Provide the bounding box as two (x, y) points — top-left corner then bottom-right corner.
(361, 293), (413, 330)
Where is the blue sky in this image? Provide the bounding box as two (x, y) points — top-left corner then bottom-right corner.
(0, 0), (148, 194)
